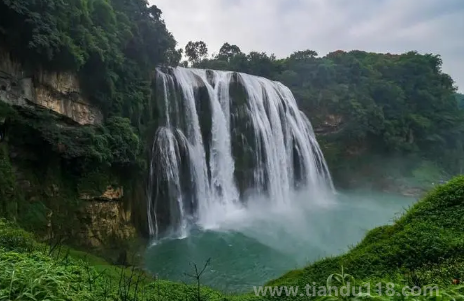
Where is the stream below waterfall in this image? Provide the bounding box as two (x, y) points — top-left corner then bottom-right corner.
(145, 190), (416, 293)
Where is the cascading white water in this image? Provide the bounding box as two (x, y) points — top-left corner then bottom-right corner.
(147, 72), (190, 239)
(148, 67), (334, 238)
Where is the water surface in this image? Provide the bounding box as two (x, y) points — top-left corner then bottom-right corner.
(145, 190), (416, 292)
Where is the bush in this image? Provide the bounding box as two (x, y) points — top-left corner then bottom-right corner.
(0, 219), (255, 301)
(0, 219), (36, 252)
(0, 251), (94, 301)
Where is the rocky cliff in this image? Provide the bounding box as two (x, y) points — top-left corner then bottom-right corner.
(0, 50), (141, 263)
(0, 48), (102, 125)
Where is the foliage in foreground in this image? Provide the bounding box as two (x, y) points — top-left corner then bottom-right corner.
(0, 219), (232, 301)
(2, 177), (464, 300)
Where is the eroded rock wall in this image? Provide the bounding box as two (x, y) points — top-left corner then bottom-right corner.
(0, 48), (102, 125)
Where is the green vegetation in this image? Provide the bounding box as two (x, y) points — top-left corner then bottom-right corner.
(0, 0), (182, 167)
(457, 93), (464, 110)
(0, 143), (18, 217)
(0, 219), (235, 301)
(0, 0), (181, 120)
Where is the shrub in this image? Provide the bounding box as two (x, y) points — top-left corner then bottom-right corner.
(0, 219), (35, 252)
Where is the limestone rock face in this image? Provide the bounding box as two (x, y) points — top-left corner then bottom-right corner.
(314, 114), (344, 135)
(0, 48), (102, 125)
(101, 186), (124, 200)
(77, 201), (136, 248)
(80, 186), (124, 201)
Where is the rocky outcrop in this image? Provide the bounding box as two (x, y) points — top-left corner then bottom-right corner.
(11, 160), (139, 261)
(80, 186), (124, 202)
(314, 114), (344, 135)
(77, 201), (136, 249)
(33, 71), (103, 125)
(0, 49), (102, 125)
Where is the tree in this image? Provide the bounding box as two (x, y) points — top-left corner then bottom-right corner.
(217, 43), (242, 61)
(165, 48), (183, 66)
(289, 50), (318, 61)
(457, 93), (464, 110)
(184, 41), (208, 64)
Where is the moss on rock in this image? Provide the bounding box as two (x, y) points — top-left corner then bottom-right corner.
(0, 144), (20, 218)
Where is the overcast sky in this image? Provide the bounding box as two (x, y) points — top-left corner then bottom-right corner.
(153, 0), (464, 92)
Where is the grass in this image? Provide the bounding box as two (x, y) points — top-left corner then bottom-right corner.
(0, 219), (235, 301)
(1, 176), (464, 300)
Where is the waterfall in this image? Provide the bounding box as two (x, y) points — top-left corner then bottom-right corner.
(148, 67), (334, 238)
